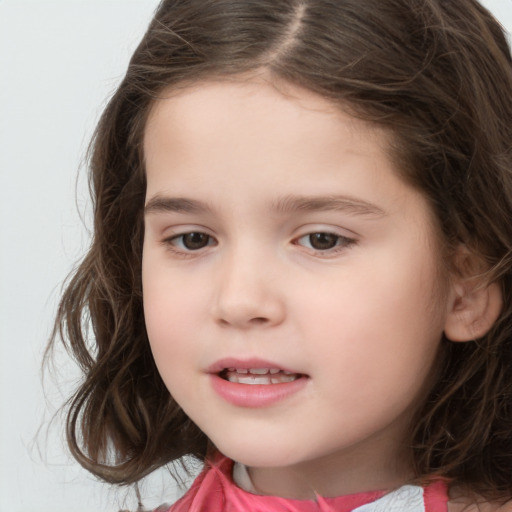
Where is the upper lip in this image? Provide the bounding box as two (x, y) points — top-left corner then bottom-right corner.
(207, 357), (302, 375)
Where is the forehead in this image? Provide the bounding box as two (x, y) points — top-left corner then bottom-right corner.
(146, 78), (402, 191)
(144, 76), (390, 158)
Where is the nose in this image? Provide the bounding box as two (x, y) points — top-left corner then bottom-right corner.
(212, 248), (286, 329)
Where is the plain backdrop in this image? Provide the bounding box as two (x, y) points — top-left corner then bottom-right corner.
(0, 1), (511, 511)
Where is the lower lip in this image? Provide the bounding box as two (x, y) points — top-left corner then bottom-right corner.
(209, 374), (308, 408)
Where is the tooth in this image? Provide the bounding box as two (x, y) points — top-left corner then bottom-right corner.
(252, 376), (271, 384)
(236, 369), (248, 374)
(269, 368), (280, 374)
(228, 367), (236, 372)
(283, 370), (294, 375)
(272, 374), (299, 383)
(235, 375), (271, 384)
(249, 368), (269, 375)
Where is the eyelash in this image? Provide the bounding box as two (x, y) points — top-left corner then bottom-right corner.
(162, 231), (357, 256)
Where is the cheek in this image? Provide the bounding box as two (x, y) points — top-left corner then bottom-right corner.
(143, 294), (201, 408)
(142, 264), (195, 379)
(295, 249), (447, 382)
(143, 248), (200, 336)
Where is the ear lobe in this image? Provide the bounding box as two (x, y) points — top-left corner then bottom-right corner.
(444, 279), (502, 342)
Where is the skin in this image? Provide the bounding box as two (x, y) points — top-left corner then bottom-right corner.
(142, 77), (457, 500)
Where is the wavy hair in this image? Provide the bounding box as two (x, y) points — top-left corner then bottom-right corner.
(49, 0), (512, 498)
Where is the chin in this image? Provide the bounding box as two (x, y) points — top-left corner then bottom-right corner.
(212, 436), (300, 468)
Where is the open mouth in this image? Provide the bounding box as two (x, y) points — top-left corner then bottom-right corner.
(219, 367), (303, 384)
(210, 362), (309, 406)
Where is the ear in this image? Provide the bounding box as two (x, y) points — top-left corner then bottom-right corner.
(444, 263), (503, 342)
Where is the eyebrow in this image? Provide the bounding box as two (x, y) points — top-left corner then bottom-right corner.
(144, 194), (386, 217)
(144, 196), (212, 215)
(271, 194), (386, 217)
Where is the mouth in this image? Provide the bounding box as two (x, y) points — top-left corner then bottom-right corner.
(219, 367), (303, 385)
(209, 360), (309, 407)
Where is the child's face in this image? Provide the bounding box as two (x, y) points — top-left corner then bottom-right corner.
(142, 78), (453, 496)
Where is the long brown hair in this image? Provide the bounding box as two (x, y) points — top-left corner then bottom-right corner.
(49, 0), (512, 498)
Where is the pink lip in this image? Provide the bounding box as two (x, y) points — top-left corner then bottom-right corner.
(207, 357), (308, 408)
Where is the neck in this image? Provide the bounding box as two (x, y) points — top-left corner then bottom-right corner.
(246, 440), (413, 500)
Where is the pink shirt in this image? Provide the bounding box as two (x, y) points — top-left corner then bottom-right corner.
(166, 455), (448, 512)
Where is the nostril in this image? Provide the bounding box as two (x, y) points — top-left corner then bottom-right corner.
(217, 316), (269, 327)
(250, 317), (268, 325)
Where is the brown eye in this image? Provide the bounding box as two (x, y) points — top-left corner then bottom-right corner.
(308, 233), (340, 250)
(296, 232), (356, 253)
(173, 232), (213, 250)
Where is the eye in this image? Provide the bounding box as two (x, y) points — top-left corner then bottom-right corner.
(296, 232), (355, 252)
(167, 232), (215, 251)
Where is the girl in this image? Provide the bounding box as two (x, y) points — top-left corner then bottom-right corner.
(50, 0), (512, 510)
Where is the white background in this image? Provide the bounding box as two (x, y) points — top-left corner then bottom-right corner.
(0, 1), (511, 511)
